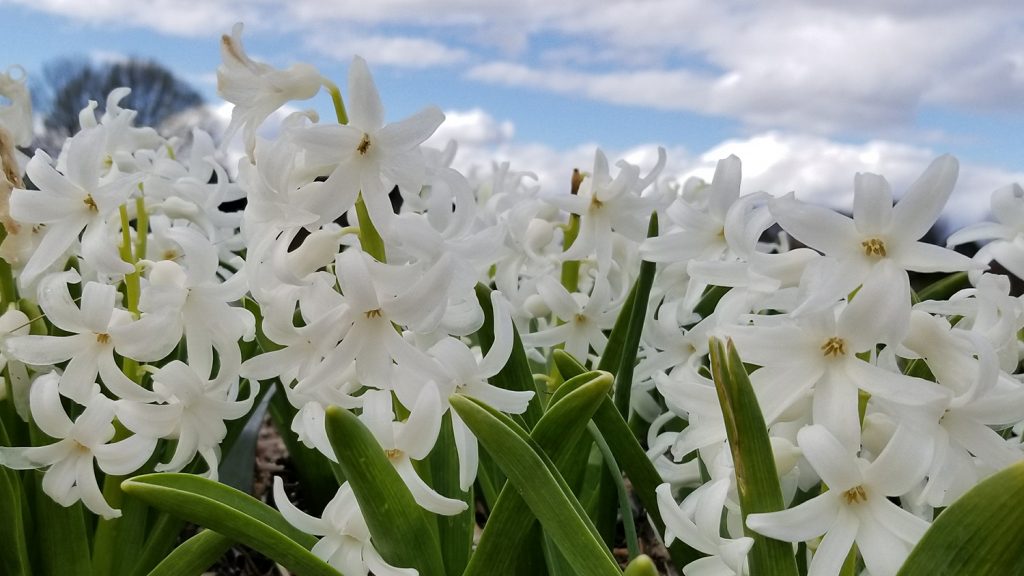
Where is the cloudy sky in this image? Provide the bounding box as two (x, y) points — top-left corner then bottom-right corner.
(3, 0), (1023, 227)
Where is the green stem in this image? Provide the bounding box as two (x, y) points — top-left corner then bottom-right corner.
(134, 197), (148, 261)
(323, 79), (349, 125)
(0, 227), (17, 310)
(117, 205), (140, 318)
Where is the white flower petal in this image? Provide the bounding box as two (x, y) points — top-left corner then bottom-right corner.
(770, 193), (860, 258)
(891, 155), (958, 242)
(347, 56), (385, 131)
(807, 510), (857, 576)
(865, 424), (932, 496)
(797, 424), (862, 491)
(273, 476), (328, 536)
(852, 172), (893, 236)
(746, 492), (839, 542)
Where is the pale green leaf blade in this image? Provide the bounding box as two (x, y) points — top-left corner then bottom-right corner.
(451, 391), (622, 576)
(897, 460), (1024, 576)
(146, 530), (233, 576)
(710, 338), (798, 576)
(324, 406), (446, 576)
(121, 473), (339, 576)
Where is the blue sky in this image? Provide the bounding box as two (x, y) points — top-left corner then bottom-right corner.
(3, 0), (1023, 225)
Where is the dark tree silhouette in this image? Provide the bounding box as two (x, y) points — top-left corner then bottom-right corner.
(33, 58), (206, 152)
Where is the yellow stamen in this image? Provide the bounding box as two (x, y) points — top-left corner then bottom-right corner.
(365, 309), (383, 319)
(821, 337), (846, 358)
(861, 238), (887, 258)
(83, 194), (98, 212)
(842, 485), (867, 504)
(95, 333), (111, 344)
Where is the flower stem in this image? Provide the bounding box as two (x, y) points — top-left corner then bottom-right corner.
(323, 79), (349, 125)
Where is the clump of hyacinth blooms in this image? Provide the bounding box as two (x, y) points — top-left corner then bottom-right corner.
(0, 25), (1022, 576)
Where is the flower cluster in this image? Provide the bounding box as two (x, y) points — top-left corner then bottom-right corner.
(0, 23), (1022, 576)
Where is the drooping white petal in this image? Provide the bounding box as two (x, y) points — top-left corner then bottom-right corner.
(392, 456), (467, 515)
(273, 476), (328, 536)
(746, 492), (839, 542)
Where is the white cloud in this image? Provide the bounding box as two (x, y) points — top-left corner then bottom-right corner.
(306, 33), (469, 68)
(434, 109), (1022, 230)
(6, 0), (247, 36)
(427, 108), (515, 147)
(12, 0), (1024, 133)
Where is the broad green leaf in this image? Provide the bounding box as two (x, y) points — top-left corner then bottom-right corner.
(324, 406), (446, 576)
(466, 371), (612, 576)
(897, 460), (1024, 576)
(121, 473), (339, 576)
(475, 283), (545, 427)
(554, 349), (703, 570)
(710, 338), (798, 576)
(146, 530), (233, 576)
(451, 391), (622, 576)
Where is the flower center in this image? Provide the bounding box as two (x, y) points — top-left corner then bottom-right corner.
(357, 133), (372, 155)
(95, 333), (111, 344)
(365, 308), (383, 319)
(821, 336), (846, 358)
(384, 448), (402, 460)
(83, 194), (99, 212)
(842, 485), (868, 504)
(861, 238), (887, 258)
(573, 313), (587, 325)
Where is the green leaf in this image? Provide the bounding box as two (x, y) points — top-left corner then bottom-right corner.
(710, 338), (798, 576)
(0, 419), (30, 576)
(218, 383), (274, 492)
(427, 412), (473, 576)
(145, 530), (233, 576)
(612, 212), (658, 419)
(554, 349), (703, 570)
(466, 371), (612, 576)
(916, 271), (970, 302)
(324, 406), (446, 576)
(897, 460), (1024, 576)
(475, 283), (546, 427)
(452, 388), (622, 576)
(121, 473), (339, 576)
(31, 480), (92, 576)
